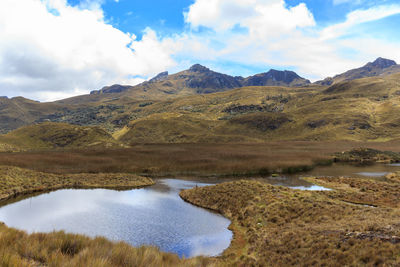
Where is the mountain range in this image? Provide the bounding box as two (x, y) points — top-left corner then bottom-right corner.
(1, 57), (400, 150)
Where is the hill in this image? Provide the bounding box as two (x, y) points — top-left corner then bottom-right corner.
(316, 57), (400, 85)
(0, 122), (121, 150)
(88, 64), (310, 101)
(2, 58), (400, 146)
(115, 72), (400, 143)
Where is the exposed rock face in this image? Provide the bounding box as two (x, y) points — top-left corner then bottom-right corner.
(315, 57), (399, 85)
(91, 84), (132, 95)
(368, 57), (396, 69)
(188, 64), (211, 73)
(315, 77), (334, 86)
(89, 64), (312, 97)
(149, 71), (169, 83)
(243, 69), (311, 87)
(184, 64), (243, 93)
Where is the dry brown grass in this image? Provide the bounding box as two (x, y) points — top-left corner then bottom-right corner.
(306, 173), (400, 208)
(181, 177), (400, 266)
(0, 166), (154, 202)
(2, 141), (400, 177)
(0, 223), (217, 267)
(0, 166), (221, 267)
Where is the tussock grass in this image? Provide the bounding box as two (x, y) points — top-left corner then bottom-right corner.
(0, 166), (154, 202)
(181, 177), (400, 266)
(0, 223), (217, 267)
(0, 122), (121, 151)
(1, 142), (400, 177)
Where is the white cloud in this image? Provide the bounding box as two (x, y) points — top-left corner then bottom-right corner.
(0, 0), (176, 101)
(1, 0), (400, 102)
(321, 4), (400, 40)
(177, 1), (400, 80)
(185, 0), (315, 35)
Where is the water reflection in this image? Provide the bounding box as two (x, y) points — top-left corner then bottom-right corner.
(0, 179), (232, 258)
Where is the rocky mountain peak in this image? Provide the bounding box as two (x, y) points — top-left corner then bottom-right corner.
(367, 57), (397, 69)
(189, 64), (210, 73)
(149, 71), (169, 83)
(243, 69), (310, 87)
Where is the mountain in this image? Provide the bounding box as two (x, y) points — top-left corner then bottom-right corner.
(115, 72), (400, 144)
(243, 69), (310, 87)
(316, 57), (400, 85)
(0, 96), (63, 134)
(3, 58), (400, 145)
(88, 64), (310, 100)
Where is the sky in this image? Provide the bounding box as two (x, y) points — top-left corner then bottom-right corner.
(1, 0), (400, 102)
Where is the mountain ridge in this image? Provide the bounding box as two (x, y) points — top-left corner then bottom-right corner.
(89, 64), (311, 97)
(316, 57), (400, 86)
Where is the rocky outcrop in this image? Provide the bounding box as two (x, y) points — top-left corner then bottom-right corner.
(243, 69), (311, 87)
(184, 64), (243, 93)
(90, 84), (132, 95)
(149, 71), (169, 83)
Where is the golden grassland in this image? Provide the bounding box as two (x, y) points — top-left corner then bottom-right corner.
(114, 73), (400, 143)
(2, 164), (400, 265)
(0, 166), (154, 202)
(3, 73), (400, 145)
(0, 223), (217, 267)
(0, 166), (220, 267)
(180, 175), (400, 266)
(0, 122), (122, 151)
(0, 142), (400, 177)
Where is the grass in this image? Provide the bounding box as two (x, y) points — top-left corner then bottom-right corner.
(0, 165), (221, 267)
(2, 163), (400, 265)
(0, 223), (218, 267)
(1, 142), (400, 177)
(0, 166), (154, 202)
(180, 176), (400, 266)
(0, 122), (121, 151)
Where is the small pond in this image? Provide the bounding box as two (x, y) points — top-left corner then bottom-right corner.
(1, 162), (400, 258)
(0, 179), (232, 258)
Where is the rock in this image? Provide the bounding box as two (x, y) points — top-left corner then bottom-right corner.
(149, 71), (169, 83)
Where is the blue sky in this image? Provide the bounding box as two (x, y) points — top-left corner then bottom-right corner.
(68, 0), (400, 77)
(0, 0), (400, 101)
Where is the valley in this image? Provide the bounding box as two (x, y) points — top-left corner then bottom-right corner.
(1, 58), (400, 266)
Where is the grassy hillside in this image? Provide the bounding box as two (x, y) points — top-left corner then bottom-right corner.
(2, 70), (400, 144)
(0, 122), (122, 150)
(112, 73), (400, 143)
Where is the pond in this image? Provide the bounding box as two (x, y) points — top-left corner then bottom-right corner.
(258, 163), (400, 189)
(1, 162), (399, 258)
(0, 179), (232, 258)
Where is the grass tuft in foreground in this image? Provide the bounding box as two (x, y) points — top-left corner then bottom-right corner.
(0, 223), (217, 267)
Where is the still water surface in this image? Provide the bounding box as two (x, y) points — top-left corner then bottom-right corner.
(0, 163), (399, 258)
(0, 179), (232, 258)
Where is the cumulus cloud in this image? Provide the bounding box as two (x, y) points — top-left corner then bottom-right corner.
(1, 0), (400, 101)
(0, 0), (176, 101)
(178, 0), (400, 80)
(185, 0), (315, 35)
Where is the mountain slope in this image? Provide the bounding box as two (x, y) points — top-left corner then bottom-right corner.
(0, 122), (121, 150)
(0, 97), (63, 134)
(316, 57), (400, 85)
(114, 73), (400, 143)
(88, 64), (311, 101)
(243, 69), (310, 87)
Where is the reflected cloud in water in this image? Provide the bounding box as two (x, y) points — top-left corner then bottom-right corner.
(0, 179), (232, 258)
